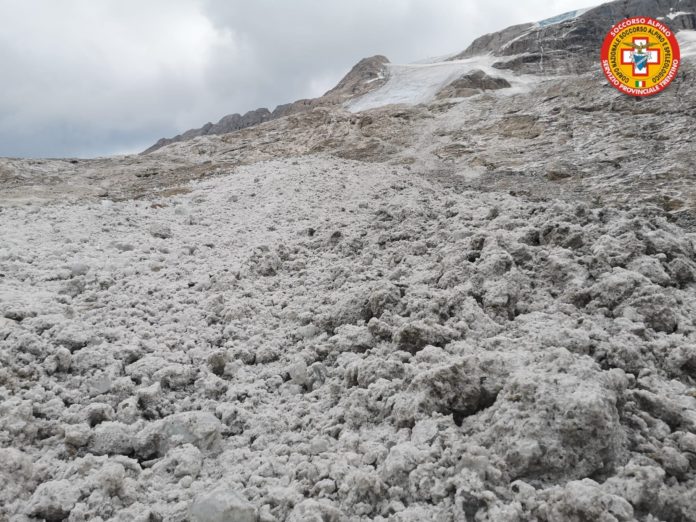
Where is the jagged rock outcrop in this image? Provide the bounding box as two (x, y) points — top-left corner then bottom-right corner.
(436, 69), (511, 98)
(452, 0), (696, 74)
(143, 108), (273, 154)
(323, 55), (389, 97)
(143, 55), (389, 154)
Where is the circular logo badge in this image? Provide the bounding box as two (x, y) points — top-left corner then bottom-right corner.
(600, 17), (681, 96)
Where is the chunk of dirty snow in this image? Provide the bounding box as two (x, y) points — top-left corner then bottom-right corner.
(189, 487), (257, 522)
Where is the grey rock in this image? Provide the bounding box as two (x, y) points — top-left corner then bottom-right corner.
(437, 69), (511, 98)
(148, 223), (172, 239)
(323, 55), (389, 98)
(144, 108), (272, 153)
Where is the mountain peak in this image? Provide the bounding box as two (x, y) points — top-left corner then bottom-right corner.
(323, 55), (390, 97)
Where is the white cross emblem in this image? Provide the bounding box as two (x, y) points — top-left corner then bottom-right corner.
(621, 38), (660, 77)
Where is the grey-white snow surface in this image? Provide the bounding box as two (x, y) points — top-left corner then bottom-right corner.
(2, 156), (696, 521)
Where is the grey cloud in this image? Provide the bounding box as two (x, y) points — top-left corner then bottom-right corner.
(0, 0), (597, 158)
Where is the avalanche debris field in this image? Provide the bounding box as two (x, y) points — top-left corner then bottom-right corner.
(2, 156), (696, 521)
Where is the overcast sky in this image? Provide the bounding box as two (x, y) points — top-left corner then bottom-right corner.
(0, 0), (597, 158)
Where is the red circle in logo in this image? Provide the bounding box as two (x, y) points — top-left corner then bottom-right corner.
(600, 17), (681, 97)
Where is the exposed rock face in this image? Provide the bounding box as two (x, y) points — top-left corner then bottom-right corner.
(323, 55), (390, 97)
(143, 108), (273, 154)
(143, 55), (389, 153)
(452, 0), (696, 74)
(436, 69), (511, 98)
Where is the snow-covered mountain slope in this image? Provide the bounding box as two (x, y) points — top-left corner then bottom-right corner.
(345, 58), (534, 112)
(345, 58), (492, 112)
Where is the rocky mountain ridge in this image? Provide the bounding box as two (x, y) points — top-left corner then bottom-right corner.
(143, 55), (389, 153)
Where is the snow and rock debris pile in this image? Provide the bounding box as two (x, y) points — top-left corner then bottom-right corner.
(2, 157), (696, 521)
